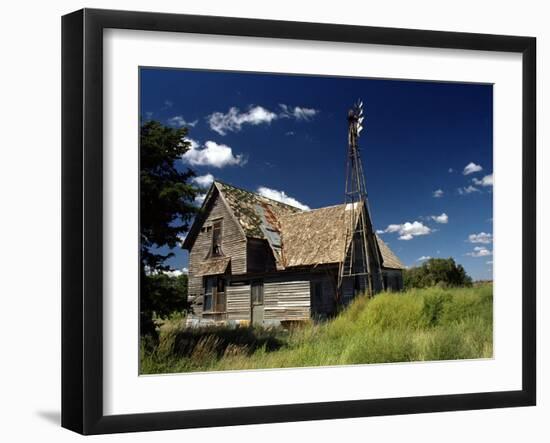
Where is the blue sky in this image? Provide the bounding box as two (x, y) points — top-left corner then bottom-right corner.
(140, 68), (494, 281)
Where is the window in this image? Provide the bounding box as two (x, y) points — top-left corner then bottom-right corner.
(204, 293), (213, 312)
(251, 281), (264, 305)
(217, 277), (226, 293)
(214, 277), (226, 312)
(211, 219), (223, 257)
(203, 276), (226, 313)
(203, 277), (215, 312)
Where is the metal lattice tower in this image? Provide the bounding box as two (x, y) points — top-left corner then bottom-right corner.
(337, 100), (383, 298)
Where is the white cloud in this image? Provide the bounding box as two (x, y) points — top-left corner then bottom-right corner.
(458, 185), (480, 195)
(431, 213), (448, 224)
(177, 233), (187, 246)
(417, 256), (431, 261)
(448, 168), (454, 173)
(207, 104), (319, 135)
(433, 189), (444, 198)
(194, 193), (206, 206)
(384, 224), (402, 233)
(486, 260), (493, 265)
(192, 173), (215, 188)
(376, 229), (385, 234)
(208, 106), (278, 135)
(472, 173), (494, 187)
(146, 266), (188, 276)
(285, 131), (295, 136)
(463, 162), (483, 175)
(257, 186), (310, 210)
(182, 139), (246, 168)
(167, 115), (198, 128)
(466, 246), (492, 257)
(468, 232), (493, 244)
(164, 267), (188, 277)
(382, 221), (432, 240)
(279, 104), (318, 121)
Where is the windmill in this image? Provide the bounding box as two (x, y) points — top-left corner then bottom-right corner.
(337, 100), (383, 299)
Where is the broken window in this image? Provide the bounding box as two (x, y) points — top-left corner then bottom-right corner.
(211, 219), (223, 257)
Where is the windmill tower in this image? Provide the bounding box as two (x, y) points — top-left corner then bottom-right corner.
(337, 100), (383, 299)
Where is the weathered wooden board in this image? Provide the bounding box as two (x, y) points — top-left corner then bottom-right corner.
(264, 276), (311, 321)
(226, 283), (251, 321)
(310, 273), (337, 316)
(383, 268), (404, 291)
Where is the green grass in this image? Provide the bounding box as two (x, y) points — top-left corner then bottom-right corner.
(140, 284), (493, 374)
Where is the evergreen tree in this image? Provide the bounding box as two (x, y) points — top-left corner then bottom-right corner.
(140, 120), (199, 335)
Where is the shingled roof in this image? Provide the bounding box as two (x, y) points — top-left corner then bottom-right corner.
(375, 236), (405, 270)
(193, 181), (405, 270)
(279, 203), (405, 269)
(279, 204), (348, 267)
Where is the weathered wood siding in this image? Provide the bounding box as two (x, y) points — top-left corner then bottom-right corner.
(226, 282), (251, 321)
(188, 193), (247, 308)
(310, 273), (337, 317)
(383, 269), (403, 291)
(264, 276), (311, 322)
(341, 278), (355, 301)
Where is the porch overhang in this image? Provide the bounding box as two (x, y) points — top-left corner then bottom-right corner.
(196, 257), (231, 277)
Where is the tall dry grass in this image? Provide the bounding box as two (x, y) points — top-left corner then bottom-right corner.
(140, 284), (493, 374)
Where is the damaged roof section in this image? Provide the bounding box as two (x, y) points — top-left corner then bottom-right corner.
(216, 181), (301, 238)
(216, 181), (300, 265)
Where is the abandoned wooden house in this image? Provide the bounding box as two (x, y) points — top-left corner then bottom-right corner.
(182, 101), (405, 326)
(182, 181), (405, 326)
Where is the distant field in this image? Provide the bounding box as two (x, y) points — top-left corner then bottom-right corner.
(140, 284), (493, 374)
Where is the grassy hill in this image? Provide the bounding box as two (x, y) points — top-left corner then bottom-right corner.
(140, 284), (493, 374)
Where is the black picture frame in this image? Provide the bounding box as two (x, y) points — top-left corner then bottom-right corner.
(62, 8), (536, 435)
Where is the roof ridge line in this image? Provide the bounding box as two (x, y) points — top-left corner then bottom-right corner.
(282, 202), (348, 216)
(214, 180), (305, 211)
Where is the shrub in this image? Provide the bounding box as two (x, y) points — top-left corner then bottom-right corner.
(404, 258), (473, 289)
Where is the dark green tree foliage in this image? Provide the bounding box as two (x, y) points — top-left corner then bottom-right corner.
(140, 120), (199, 335)
(141, 273), (189, 334)
(403, 258), (472, 289)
